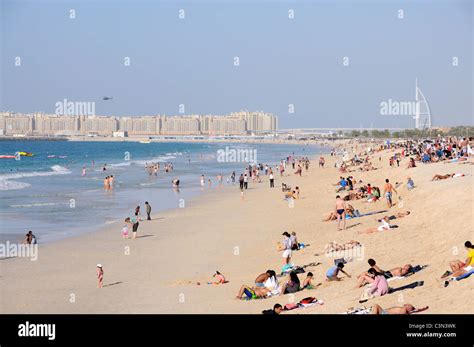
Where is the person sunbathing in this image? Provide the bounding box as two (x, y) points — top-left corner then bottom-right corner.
(431, 173), (455, 181)
(377, 210), (410, 221)
(371, 304), (428, 315)
(358, 217), (392, 234)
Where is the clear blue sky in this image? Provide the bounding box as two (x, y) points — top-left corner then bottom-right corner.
(1, 0), (472, 128)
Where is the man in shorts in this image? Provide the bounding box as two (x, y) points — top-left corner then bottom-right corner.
(383, 178), (397, 208)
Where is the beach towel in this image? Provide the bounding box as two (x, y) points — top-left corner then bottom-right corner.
(346, 306), (372, 315)
(283, 297), (324, 311)
(455, 269), (474, 281)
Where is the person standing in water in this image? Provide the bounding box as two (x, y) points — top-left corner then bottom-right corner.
(82, 167), (86, 176)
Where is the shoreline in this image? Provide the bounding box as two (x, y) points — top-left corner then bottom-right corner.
(1, 141), (472, 314)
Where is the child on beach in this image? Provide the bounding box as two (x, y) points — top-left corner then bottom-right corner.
(302, 272), (316, 289)
(97, 264), (104, 288)
(208, 271), (226, 285)
(121, 222), (129, 239)
(326, 263), (351, 281)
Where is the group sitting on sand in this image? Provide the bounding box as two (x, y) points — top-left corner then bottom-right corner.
(236, 270), (318, 300)
(356, 259), (414, 288)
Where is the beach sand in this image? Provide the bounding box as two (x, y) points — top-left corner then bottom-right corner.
(1, 142), (473, 314)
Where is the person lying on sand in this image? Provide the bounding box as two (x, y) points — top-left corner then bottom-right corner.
(358, 217), (392, 234)
(377, 210), (410, 222)
(326, 262), (351, 281)
(371, 304), (429, 315)
(431, 173), (455, 181)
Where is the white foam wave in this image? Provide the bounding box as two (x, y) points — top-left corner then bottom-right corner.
(10, 202), (60, 208)
(0, 165), (71, 191)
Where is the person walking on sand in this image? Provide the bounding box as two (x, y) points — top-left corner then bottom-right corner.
(383, 178), (397, 208)
(97, 264), (104, 288)
(335, 195), (346, 230)
(269, 172), (275, 188)
(131, 212), (140, 239)
(145, 201), (152, 221)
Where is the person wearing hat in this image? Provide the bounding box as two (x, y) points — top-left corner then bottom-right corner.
(281, 232), (292, 265)
(97, 264), (104, 288)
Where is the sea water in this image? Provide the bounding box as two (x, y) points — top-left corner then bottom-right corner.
(0, 140), (324, 243)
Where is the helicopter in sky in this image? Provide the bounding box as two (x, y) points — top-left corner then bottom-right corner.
(102, 96), (113, 101)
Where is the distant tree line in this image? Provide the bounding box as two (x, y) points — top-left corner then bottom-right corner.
(345, 126), (474, 139)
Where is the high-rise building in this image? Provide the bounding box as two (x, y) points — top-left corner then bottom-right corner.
(161, 115), (200, 135)
(0, 111), (278, 136)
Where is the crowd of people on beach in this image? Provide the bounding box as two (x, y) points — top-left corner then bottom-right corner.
(249, 137), (473, 314)
(70, 137), (473, 312)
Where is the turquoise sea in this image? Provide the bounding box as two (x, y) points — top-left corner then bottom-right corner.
(0, 140), (324, 243)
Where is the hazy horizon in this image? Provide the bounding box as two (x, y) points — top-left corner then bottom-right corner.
(1, 0), (472, 128)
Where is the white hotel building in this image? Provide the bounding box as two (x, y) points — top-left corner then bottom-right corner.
(0, 111), (278, 136)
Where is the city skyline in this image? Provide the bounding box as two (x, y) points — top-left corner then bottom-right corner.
(0, 110), (278, 136)
(1, 0), (472, 128)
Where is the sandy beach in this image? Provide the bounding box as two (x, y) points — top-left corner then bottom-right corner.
(1, 140), (472, 314)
